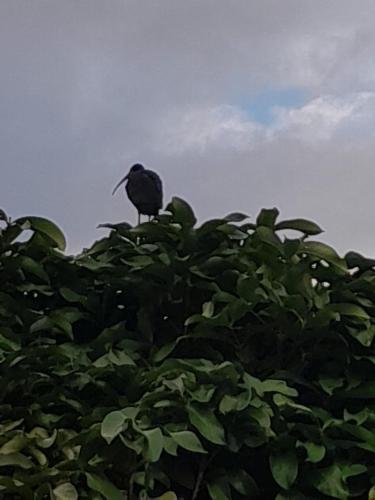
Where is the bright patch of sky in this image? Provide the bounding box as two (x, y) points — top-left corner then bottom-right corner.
(238, 87), (307, 125)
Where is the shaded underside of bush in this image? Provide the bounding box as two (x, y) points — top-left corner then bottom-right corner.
(0, 200), (375, 499)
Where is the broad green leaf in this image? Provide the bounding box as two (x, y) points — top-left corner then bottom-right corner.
(276, 218), (323, 235)
(34, 428), (57, 448)
(97, 222), (132, 232)
(0, 334), (20, 352)
(0, 435), (28, 454)
(310, 465), (348, 499)
(152, 335), (190, 363)
(207, 478), (232, 500)
(141, 428), (164, 462)
(270, 449), (298, 489)
(228, 470), (259, 496)
(369, 486), (375, 500)
(155, 493), (178, 500)
(188, 405), (225, 445)
(343, 408), (368, 425)
(86, 473), (123, 500)
(202, 301), (214, 318)
(302, 241), (347, 271)
(256, 226), (282, 249)
(189, 385), (216, 403)
(318, 377), (344, 396)
(15, 216), (66, 250)
(224, 212), (249, 222)
(101, 411), (127, 444)
(0, 452), (33, 469)
(19, 256), (50, 283)
(219, 393), (251, 414)
(59, 287), (87, 304)
(169, 431), (207, 453)
(163, 436), (178, 456)
(341, 463), (367, 481)
(256, 208), (279, 227)
(348, 325), (375, 346)
(166, 197), (196, 227)
(108, 349), (136, 366)
(153, 341), (178, 363)
(329, 303), (369, 320)
(297, 441), (325, 463)
(28, 445), (47, 466)
(0, 209), (8, 222)
(53, 483), (78, 500)
(261, 379), (298, 397)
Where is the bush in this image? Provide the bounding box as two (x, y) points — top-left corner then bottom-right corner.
(0, 199), (375, 499)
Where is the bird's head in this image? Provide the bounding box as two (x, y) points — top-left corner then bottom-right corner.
(112, 163), (145, 195)
(129, 163), (145, 173)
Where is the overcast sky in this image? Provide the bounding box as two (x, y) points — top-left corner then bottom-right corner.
(1, 1), (375, 255)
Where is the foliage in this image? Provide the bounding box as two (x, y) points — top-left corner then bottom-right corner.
(0, 200), (375, 499)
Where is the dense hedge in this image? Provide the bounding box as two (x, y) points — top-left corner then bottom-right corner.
(1, 200), (375, 499)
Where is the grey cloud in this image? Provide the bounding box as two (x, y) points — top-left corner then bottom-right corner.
(1, 1), (375, 254)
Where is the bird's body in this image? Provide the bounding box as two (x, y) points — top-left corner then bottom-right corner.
(112, 164), (163, 224)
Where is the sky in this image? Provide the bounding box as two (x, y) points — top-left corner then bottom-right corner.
(1, 1), (375, 255)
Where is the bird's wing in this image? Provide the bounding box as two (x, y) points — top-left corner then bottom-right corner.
(126, 170), (163, 209)
(143, 170), (163, 196)
(143, 170), (163, 206)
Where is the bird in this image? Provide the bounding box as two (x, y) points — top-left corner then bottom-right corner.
(112, 163), (163, 225)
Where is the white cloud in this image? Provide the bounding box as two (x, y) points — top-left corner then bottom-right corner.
(156, 105), (263, 154)
(271, 92), (375, 142)
(155, 92), (375, 155)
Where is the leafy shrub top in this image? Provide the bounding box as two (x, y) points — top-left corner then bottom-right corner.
(0, 200), (375, 499)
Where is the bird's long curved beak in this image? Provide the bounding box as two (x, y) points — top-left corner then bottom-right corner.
(112, 174), (128, 195)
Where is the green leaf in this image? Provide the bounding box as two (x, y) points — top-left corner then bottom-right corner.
(97, 222), (132, 232)
(223, 212), (249, 222)
(53, 483), (78, 500)
(202, 301), (214, 318)
(276, 218), (323, 235)
(101, 411), (127, 444)
(261, 379), (298, 397)
(153, 339), (181, 363)
(310, 465), (348, 499)
(59, 287), (87, 304)
(19, 256), (50, 283)
(86, 473), (123, 500)
(166, 197), (196, 227)
(15, 216), (66, 250)
(256, 226), (282, 249)
(169, 431), (207, 453)
(0, 452), (33, 469)
(163, 436), (178, 456)
(302, 241), (347, 271)
(343, 408), (368, 425)
(319, 377), (344, 395)
(0, 435), (28, 454)
(188, 405), (225, 445)
(270, 449), (298, 489)
(256, 208), (279, 227)
(141, 428), (164, 462)
(228, 470), (259, 496)
(0, 209), (8, 222)
(219, 393), (251, 414)
(156, 493), (178, 500)
(329, 303), (369, 320)
(207, 478), (231, 500)
(297, 441), (325, 463)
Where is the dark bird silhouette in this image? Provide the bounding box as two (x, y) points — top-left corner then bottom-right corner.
(112, 163), (163, 225)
